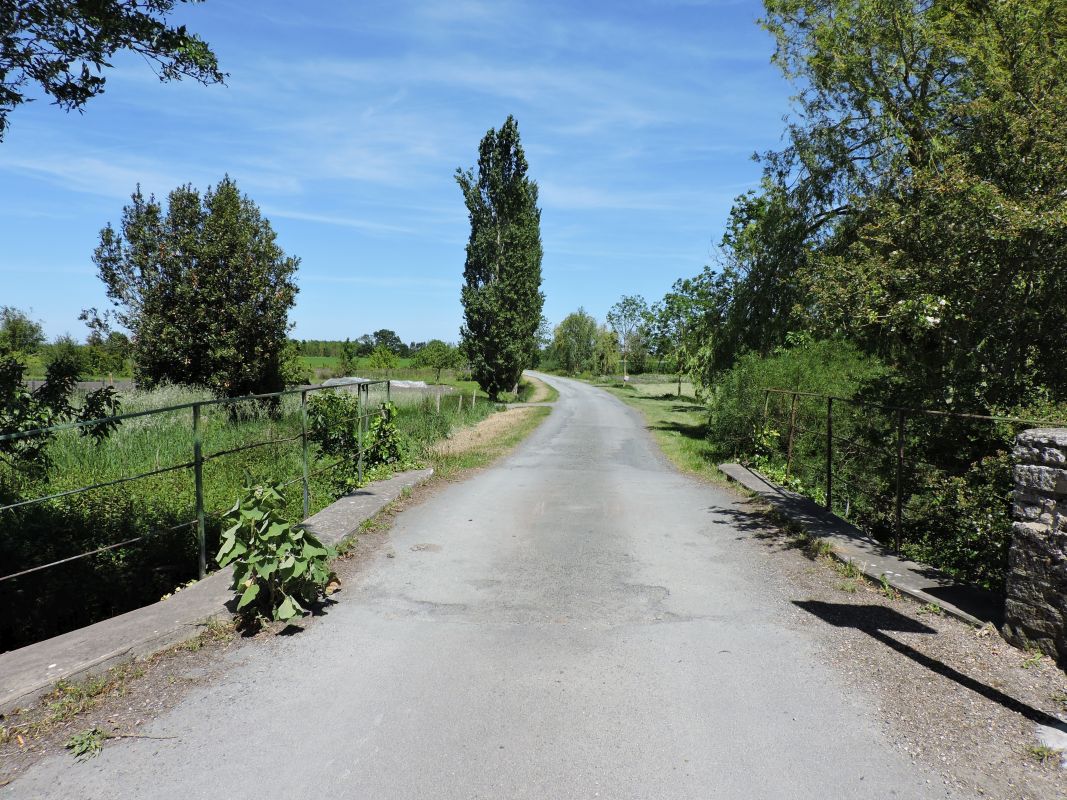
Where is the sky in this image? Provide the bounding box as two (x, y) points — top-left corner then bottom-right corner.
(0, 0), (793, 345)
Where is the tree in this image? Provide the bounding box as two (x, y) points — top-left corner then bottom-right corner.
(413, 339), (460, 383)
(0, 1), (224, 141)
(372, 329), (405, 355)
(339, 338), (358, 375)
(92, 177), (300, 399)
(551, 309), (598, 375)
(0, 306), (45, 354)
(593, 326), (620, 376)
(368, 345), (398, 373)
(606, 295), (649, 377)
(456, 115), (544, 400)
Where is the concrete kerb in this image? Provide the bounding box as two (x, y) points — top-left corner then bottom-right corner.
(718, 462), (1000, 628)
(0, 468), (433, 715)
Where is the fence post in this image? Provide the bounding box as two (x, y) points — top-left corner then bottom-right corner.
(192, 402), (206, 579)
(786, 392), (799, 473)
(436, 392), (441, 413)
(894, 408), (905, 553)
(825, 397), (833, 511)
(300, 390), (310, 519)
(386, 380), (391, 403)
(357, 386), (365, 486)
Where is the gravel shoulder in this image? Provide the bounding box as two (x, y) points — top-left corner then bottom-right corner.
(695, 483), (1067, 798)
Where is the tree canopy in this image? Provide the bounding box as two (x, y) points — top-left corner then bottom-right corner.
(666, 0), (1067, 413)
(0, 0), (224, 141)
(92, 176), (299, 398)
(457, 115), (544, 400)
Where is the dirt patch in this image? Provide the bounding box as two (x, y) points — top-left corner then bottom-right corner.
(431, 407), (540, 457)
(730, 494), (1067, 799)
(0, 622), (245, 786)
(524, 375), (553, 403)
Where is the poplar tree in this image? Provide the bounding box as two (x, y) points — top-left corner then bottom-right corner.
(456, 116), (544, 400)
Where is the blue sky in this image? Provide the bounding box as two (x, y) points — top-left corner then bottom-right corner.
(0, 0), (792, 344)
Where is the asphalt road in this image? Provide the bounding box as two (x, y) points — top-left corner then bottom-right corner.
(4, 373), (946, 799)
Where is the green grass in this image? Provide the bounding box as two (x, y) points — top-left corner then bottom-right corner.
(429, 406), (551, 478)
(594, 382), (723, 482)
(0, 382), (498, 649)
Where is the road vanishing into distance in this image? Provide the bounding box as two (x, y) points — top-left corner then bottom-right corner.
(5, 374), (945, 799)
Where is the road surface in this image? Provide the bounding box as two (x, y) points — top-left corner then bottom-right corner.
(4, 373), (945, 799)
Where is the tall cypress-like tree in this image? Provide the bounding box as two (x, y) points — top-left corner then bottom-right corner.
(456, 116), (544, 400)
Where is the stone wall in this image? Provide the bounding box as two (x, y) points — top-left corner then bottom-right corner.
(1002, 428), (1067, 664)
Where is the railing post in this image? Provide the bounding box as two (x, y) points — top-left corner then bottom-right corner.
(825, 397), (833, 511)
(192, 402), (206, 579)
(300, 390), (310, 519)
(357, 385), (365, 486)
(786, 392), (799, 473)
(894, 408), (905, 553)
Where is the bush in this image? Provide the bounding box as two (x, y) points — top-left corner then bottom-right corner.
(704, 337), (888, 459)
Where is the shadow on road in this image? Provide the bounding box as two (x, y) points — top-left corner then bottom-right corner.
(794, 600), (1063, 729)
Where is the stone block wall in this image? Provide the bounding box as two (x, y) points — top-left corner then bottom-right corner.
(1002, 428), (1067, 664)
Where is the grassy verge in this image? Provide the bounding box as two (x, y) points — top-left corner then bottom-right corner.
(522, 374), (558, 403)
(0, 384), (495, 650)
(593, 381), (727, 484)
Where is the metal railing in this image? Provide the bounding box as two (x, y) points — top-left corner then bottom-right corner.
(0, 379), (392, 584)
(757, 388), (1067, 553)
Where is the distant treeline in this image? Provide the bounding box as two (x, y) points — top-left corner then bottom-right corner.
(294, 330), (427, 359)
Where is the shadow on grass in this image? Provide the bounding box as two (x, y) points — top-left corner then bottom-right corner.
(795, 600), (1064, 729)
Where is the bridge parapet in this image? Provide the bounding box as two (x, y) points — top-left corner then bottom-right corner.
(1003, 428), (1067, 664)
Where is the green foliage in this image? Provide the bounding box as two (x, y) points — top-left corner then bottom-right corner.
(0, 352), (121, 493)
(704, 337), (887, 458)
(65, 727), (109, 761)
(367, 345), (399, 372)
(0, 0), (223, 141)
(550, 308), (598, 374)
(413, 340), (461, 383)
(92, 176), (299, 399)
(457, 115), (545, 400)
(366, 402), (410, 468)
(216, 484), (335, 624)
(0, 306), (45, 354)
(606, 295), (649, 375)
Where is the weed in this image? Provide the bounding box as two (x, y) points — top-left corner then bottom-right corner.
(1021, 648), (1044, 670)
(1050, 690), (1067, 709)
(1026, 744), (1057, 763)
(918, 603), (943, 616)
(65, 727), (110, 761)
(878, 573), (901, 601)
(833, 559), (861, 580)
(837, 579), (859, 593)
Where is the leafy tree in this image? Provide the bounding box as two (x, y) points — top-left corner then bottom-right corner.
(456, 115), (544, 400)
(92, 177), (300, 399)
(606, 295), (649, 376)
(372, 329), (405, 356)
(413, 339), (460, 383)
(367, 344), (398, 373)
(551, 309), (598, 374)
(593, 326), (620, 376)
(0, 352), (120, 496)
(339, 338), (358, 375)
(0, 0), (224, 141)
(0, 306), (45, 354)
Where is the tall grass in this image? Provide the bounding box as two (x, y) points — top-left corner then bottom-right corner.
(0, 383), (494, 651)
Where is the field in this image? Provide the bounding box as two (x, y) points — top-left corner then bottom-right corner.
(0, 381), (497, 650)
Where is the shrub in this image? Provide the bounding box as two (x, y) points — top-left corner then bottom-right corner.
(216, 484), (335, 624)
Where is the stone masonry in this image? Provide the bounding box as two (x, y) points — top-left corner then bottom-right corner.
(1002, 428), (1067, 665)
